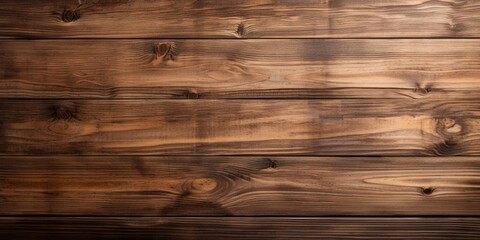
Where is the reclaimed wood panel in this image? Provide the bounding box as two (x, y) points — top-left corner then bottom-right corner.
(1, 156), (479, 216)
(1, 99), (479, 155)
(1, 217), (479, 239)
(1, 0), (480, 38)
(1, 0), (478, 238)
(1, 39), (480, 99)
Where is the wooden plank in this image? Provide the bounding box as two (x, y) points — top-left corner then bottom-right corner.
(1, 39), (480, 99)
(1, 99), (479, 155)
(1, 0), (480, 38)
(1, 217), (479, 240)
(1, 156), (479, 215)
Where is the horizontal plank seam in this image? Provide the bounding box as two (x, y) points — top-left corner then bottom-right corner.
(0, 98), (478, 101)
(2, 215), (480, 218)
(0, 98), (431, 100)
(0, 98), (444, 101)
(3, 37), (480, 40)
(0, 154), (478, 157)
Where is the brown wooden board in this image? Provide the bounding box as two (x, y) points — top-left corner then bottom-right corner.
(1, 39), (480, 99)
(1, 99), (479, 155)
(1, 156), (479, 216)
(1, 0), (480, 38)
(1, 1), (479, 238)
(1, 217), (479, 239)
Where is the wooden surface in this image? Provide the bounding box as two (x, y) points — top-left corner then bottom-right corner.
(1, 99), (479, 155)
(1, 0), (480, 38)
(1, 217), (479, 240)
(1, 39), (480, 99)
(1, 156), (479, 216)
(1, 0), (479, 239)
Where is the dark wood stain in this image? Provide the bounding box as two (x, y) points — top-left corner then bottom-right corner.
(0, 99), (479, 155)
(0, 217), (479, 240)
(1, 39), (480, 99)
(1, 156), (479, 216)
(0, 1), (479, 239)
(1, 0), (480, 38)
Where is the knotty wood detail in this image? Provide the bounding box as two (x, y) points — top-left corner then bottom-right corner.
(1, 0), (479, 38)
(1, 40), (480, 99)
(1, 1), (479, 237)
(1, 156), (479, 216)
(0, 100), (478, 155)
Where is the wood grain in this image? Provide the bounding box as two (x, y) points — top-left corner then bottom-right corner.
(1, 0), (480, 38)
(2, 1), (478, 238)
(1, 217), (479, 239)
(1, 99), (479, 155)
(1, 39), (480, 99)
(1, 156), (479, 216)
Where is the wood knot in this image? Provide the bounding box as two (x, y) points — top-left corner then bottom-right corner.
(449, 21), (464, 33)
(265, 158), (277, 169)
(154, 42), (177, 61)
(61, 9), (80, 22)
(441, 118), (462, 134)
(51, 106), (75, 121)
(414, 87), (431, 95)
(421, 187), (435, 195)
(413, 83), (432, 95)
(190, 178), (217, 193)
(432, 117), (464, 155)
(236, 23), (246, 37)
(185, 89), (199, 99)
(235, 22), (252, 37)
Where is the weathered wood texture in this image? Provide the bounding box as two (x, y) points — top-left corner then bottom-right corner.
(1, 39), (480, 99)
(1, 0), (480, 38)
(1, 100), (479, 155)
(1, 156), (479, 216)
(1, 217), (479, 240)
